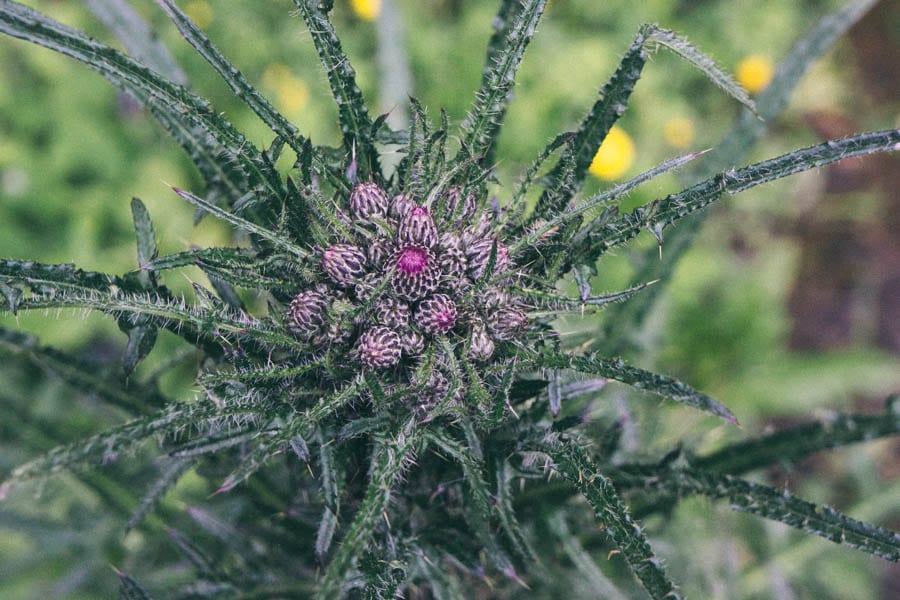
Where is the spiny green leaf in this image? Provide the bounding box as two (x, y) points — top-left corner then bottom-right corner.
(293, 0), (380, 180)
(508, 131), (574, 219)
(0, 1), (298, 217)
(214, 384), (360, 494)
(122, 322), (158, 376)
(126, 457), (193, 531)
(200, 359), (325, 387)
(86, 0), (187, 84)
(0, 397), (256, 496)
(457, 0), (547, 167)
(546, 511), (630, 600)
(0, 2), (259, 206)
(156, 0), (335, 196)
(0, 327), (165, 414)
(0, 258), (117, 296)
(527, 347), (736, 423)
(643, 24), (757, 117)
(317, 418), (423, 599)
(13, 287), (299, 350)
(531, 26), (648, 221)
(495, 458), (538, 563)
(517, 280), (657, 314)
(115, 568), (154, 600)
(574, 129), (900, 263)
(515, 150), (704, 255)
(171, 187), (309, 259)
(647, 466), (900, 561)
(694, 395), (900, 474)
(169, 429), (258, 459)
(597, 0), (882, 355)
(167, 527), (226, 580)
(538, 437), (682, 600)
(130, 198), (159, 289)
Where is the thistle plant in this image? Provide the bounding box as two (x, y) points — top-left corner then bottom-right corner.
(1, 1), (898, 598)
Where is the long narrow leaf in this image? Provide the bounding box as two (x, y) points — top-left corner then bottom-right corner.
(86, 0), (187, 84)
(527, 347), (736, 423)
(171, 187), (309, 258)
(573, 129), (900, 264)
(539, 437), (682, 599)
(457, 0), (547, 166)
(644, 25), (757, 116)
(317, 418), (423, 599)
(531, 27), (648, 221)
(0, 327), (165, 414)
(292, 0), (379, 180)
(0, 2), (290, 210)
(644, 466), (900, 561)
(694, 395), (900, 474)
(156, 0), (331, 191)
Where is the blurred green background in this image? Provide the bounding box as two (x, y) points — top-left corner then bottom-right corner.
(0, 0), (897, 598)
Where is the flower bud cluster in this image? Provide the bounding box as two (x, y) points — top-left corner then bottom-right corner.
(286, 182), (529, 407)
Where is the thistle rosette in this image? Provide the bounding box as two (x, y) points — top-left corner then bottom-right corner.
(283, 180), (534, 413)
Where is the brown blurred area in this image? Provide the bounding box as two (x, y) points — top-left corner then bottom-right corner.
(787, 1), (900, 353)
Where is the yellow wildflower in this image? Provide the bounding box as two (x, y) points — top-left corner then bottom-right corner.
(589, 126), (635, 181)
(184, 1), (213, 29)
(736, 55), (774, 94)
(663, 116), (695, 150)
(351, 0), (382, 21)
(262, 64), (310, 117)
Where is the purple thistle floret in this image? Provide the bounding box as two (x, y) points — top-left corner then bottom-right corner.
(391, 245), (440, 301)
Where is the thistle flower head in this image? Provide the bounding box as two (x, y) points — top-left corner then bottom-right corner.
(281, 176), (534, 409)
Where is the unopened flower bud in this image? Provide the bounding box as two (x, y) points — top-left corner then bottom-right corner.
(322, 243), (367, 286)
(389, 193), (417, 220)
(367, 237), (394, 271)
(489, 306), (528, 341)
(401, 330), (425, 356)
(286, 290), (329, 339)
(469, 322), (495, 361)
(415, 294), (458, 335)
(398, 206), (438, 248)
(437, 244), (467, 280)
(444, 186), (476, 221)
(466, 237), (511, 281)
(349, 182), (389, 221)
(375, 297), (410, 329)
(356, 326), (402, 368)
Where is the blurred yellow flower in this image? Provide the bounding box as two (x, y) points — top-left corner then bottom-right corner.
(736, 55), (774, 94)
(589, 126), (635, 181)
(262, 64), (310, 117)
(184, 1), (213, 29)
(351, 0), (382, 21)
(663, 116), (695, 149)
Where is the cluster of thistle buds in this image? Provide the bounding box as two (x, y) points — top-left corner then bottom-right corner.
(286, 181), (529, 403)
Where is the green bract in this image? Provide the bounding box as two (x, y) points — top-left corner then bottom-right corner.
(0, 1), (897, 598)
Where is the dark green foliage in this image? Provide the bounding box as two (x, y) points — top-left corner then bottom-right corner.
(0, 1), (897, 598)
